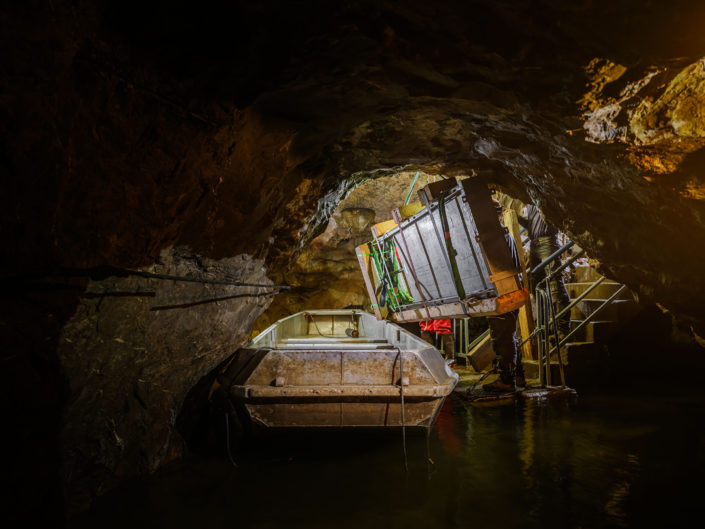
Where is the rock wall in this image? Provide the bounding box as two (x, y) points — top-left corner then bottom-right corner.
(57, 247), (274, 512)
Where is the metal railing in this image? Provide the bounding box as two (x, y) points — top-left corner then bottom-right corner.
(529, 241), (627, 387)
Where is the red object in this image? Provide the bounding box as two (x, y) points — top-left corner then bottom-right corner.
(419, 319), (452, 335)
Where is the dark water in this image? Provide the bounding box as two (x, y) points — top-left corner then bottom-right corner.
(72, 387), (705, 529)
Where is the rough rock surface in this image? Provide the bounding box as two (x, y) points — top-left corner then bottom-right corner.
(57, 247), (274, 512)
(1, 0), (704, 519)
(255, 171), (428, 331)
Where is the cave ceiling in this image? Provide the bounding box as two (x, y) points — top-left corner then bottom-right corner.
(3, 0), (704, 318)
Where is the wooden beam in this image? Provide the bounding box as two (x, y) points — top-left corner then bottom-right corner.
(503, 208), (536, 360)
(371, 219), (397, 237)
(355, 244), (383, 320)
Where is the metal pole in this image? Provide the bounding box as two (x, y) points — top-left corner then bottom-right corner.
(397, 349), (408, 473)
(536, 289), (545, 387)
(419, 190), (467, 301)
(544, 271), (566, 388)
(528, 240), (575, 276)
(544, 249), (585, 283)
(547, 285), (629, 358)
(464, 318), (469, 356)
(392, 209), (432, 320)
(454, 196), (489, 291)
(554, 276), (606, 321)
(517, 276), (607, 348)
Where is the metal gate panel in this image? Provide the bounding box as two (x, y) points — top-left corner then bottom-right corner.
(357, 176), (528, 321)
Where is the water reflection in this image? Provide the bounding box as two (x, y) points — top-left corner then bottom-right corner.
(74, 390), (705, 529)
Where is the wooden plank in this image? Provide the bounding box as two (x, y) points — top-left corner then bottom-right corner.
(398, 201), (424, 219)
(371, 219), (397, 237)
(467, 333), (495, 372)
(503, 208), (536, 360)
(355, 244), (383, 320)
(461, 176), (523, 296)
(417, 178), (458, 202)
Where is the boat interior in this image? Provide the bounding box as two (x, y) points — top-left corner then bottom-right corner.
(250, 310), (430, 351)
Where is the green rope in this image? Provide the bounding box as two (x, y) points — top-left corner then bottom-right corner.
(390, 241), (414, 304)
(370, 243), (400, 310)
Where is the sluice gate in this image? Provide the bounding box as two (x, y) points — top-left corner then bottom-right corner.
(356, 176), (528, 322)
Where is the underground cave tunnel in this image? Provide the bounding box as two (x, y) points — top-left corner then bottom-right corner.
(2, 0), (705, 527)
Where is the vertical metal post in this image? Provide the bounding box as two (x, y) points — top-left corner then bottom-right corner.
(544, 275), (567, 388)
(419, 190), (467, 304)
(543, 291), (552, 387)
(392, 209), (432, 320)
(537, 291), (544, 386)
(464, 318), (469, 355)
(454, 197), (489, 291)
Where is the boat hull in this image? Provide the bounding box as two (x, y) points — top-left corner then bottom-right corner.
(212, 310), (459, 429)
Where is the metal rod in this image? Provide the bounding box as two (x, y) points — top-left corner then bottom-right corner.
(419, 190), (464, 300)
(398, 349), (408, 473)
(544, 248), (585, 282)
(454, 196), (490, 291)
(393, 234), (436, 300)
(393, 209), (432, 320)
(537, 289), (551, 386)
(554, 276), (607, 321)
(464, 318), (469, 355)
(528, 240), (575, 275)
(544, 271), (566, 387)
(438, 195), (466, 300)
(531, 246), (588, 341)
(413, 222), (443, 298)
(467, 327), (489, 352)
(546, 285), (628, 358)
(24, 266), (292, 290)
(536, 290), (544, 386)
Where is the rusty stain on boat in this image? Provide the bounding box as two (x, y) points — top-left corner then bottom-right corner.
(212, 310), (458, 429)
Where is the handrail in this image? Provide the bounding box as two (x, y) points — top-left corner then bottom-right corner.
(530, 239), (629, 388)
(528, 240), (575, 275)
(518, 249), (593, 348)
(553, 276), (606, 322)
(545, 284), (628, 359)
(543, 247), (584, 282)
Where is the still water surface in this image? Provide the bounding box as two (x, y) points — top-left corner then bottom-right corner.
(73, 387), (705, 529)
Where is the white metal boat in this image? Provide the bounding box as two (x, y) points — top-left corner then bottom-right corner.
(211, 310), (458, 429)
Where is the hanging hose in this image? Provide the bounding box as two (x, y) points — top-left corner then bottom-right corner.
(398, 349), (409, 473)
(425, 424), (435, 479)
(224, 413), (238, 468)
